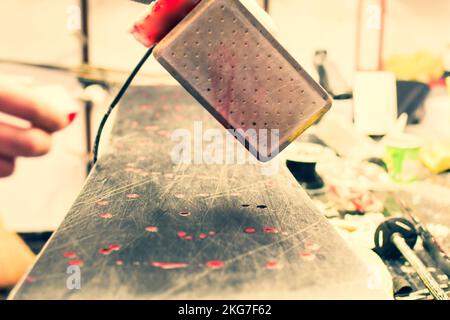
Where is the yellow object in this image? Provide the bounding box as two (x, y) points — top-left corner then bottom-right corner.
(385, 51), (444, 83)
(420, 142), (450, 174)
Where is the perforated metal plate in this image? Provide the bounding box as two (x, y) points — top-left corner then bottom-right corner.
(154, 0), (332, 161)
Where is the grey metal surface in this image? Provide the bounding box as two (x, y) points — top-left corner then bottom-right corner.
(10, 86), (373, 300)
(154, 0), (332, 161)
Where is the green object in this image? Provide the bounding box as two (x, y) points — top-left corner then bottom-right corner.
(385, 134), (422, 183)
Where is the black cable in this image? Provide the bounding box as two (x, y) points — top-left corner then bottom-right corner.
(92, 46), (154, 164)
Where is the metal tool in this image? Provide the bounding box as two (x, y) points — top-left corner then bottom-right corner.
(374, 217), (449, 300)
(154, 0), (332, 161)
(396, 198), (450, 277)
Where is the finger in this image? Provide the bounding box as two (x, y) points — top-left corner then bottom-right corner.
(0, 122), (52, 158)
(0, 86), (70, 132)
(0, 156), (15, 178)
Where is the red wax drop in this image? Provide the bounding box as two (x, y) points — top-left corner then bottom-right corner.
(177, 231), (187, 237)
(199, 233), (207, 239)
(263, 228), (278, 233)
(244, 228), (256, 233)
(98, 212), (113, 219)
(146, 226), (159, 233)
(265, 260), (280, 270)
(99, 248), (112, 255)
(68, 259), (84, 267)
(109, 244), (122, 251)
(96, 200), (109, 206)
(139, 104), (152, 111)
(151, 262), (189, 270)
(206, 260), (225, 269)
(183, 235), (193, 240)
(63, 251), (77, 259)
(304, 242), (320, 251)
(300, 252), (315, 261)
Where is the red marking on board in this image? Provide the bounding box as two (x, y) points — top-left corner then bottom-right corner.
(99, 248), (112, 255)
(110, 244), (122, 251)
(304, 242), (320, 251)
(300, 252), (316, 261)
(199, 233), (208, 239)
(127, 193), (140, 199)
(244, 228), (256, 234)
(99, 244), (122, 255)
(139, 104), (152, 111)
(146, 226), (159, 233)
(98, 212), (113, 219)
(151, 262), (189, 270)
(263, 228), (278, 233)
(265, 260), (281, 270)
(177, 231), (187, 238)
(96, 200), (109, 206)
(63, 251), (77, 259)
(68, 259), (84, 267)
(206, 260), (224, 269)
(183, 235), (193, 240)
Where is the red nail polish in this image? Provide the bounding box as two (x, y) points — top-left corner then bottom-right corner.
(68, 112), (78, 124)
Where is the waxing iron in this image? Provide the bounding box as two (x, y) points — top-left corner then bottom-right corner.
(104, 0), (333, 163)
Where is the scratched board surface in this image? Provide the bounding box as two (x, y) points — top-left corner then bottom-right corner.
(12, 86), (376, 299)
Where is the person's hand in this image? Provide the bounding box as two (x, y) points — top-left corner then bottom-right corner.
(0, 85), (76, 177)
